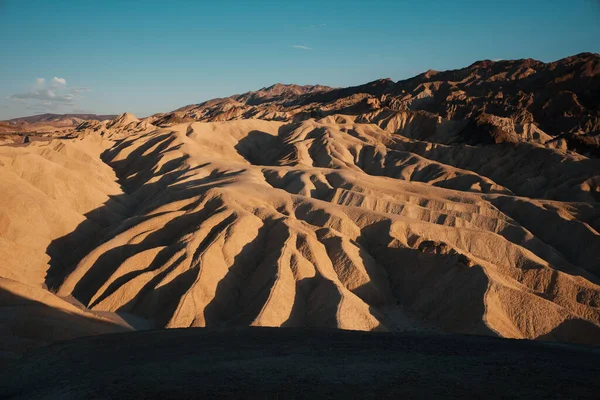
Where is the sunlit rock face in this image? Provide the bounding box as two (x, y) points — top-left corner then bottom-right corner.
(2, 53), (600, 358)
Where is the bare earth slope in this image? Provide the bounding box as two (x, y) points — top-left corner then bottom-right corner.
(1, 54), (600, 362)
(0, 113), (117, 133)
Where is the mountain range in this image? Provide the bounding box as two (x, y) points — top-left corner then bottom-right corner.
(1, 53), (600, 369)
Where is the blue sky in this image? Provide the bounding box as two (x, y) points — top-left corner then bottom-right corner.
(1, 0), (599, 119)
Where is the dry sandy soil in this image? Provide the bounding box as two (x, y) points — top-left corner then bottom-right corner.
(1, 53), (599, 395)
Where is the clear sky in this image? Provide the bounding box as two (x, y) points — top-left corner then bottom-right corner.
(1, 0), (599, 119)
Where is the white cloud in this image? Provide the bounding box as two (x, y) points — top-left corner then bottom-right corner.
(305, 23), (327, 29)
(8, 76), (94, 114)
(291, 44), (312, 50)
(8, 89), (75, 113)
(8, 89), (74, 104)
(51, 77), (67, 86)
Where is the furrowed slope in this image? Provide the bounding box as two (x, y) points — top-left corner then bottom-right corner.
(2, 53), (600, 357)
(35, 118), (600, 346)
(0, 134), (134, 357)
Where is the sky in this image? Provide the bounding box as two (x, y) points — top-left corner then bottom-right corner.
(0, 0), (599, 119)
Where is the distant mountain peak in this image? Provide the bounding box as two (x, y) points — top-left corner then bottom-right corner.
(232, 83), (333, 106)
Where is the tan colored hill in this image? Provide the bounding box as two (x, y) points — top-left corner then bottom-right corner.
(0, 113), (117, 134)
(232, 83), (333, 105)
(1, 54), (600, 359)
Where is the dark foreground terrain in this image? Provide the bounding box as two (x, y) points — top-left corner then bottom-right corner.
(2, 327), (599, 399)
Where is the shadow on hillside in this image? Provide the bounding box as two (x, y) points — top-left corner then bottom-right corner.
(356, 219), (497, 336)
(234, 130), (282, 165)
(45, 127), (341, 330)
(44, 131), (238, 304)
(41, 127), (600, 344)
(538, 318), (600, 346)
(0, 287), (128, 362)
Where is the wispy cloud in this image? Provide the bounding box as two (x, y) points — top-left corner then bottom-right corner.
(8, 90), (74, 104)
(305, 23), (327, 29)
(26, 103), (60, 112)
(51, 77), (67, 86)
(6, 77), (87, 113)
(73, 107), (93, 113)
(291, 44), (312, 50)
(71, 87), (92, 93)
